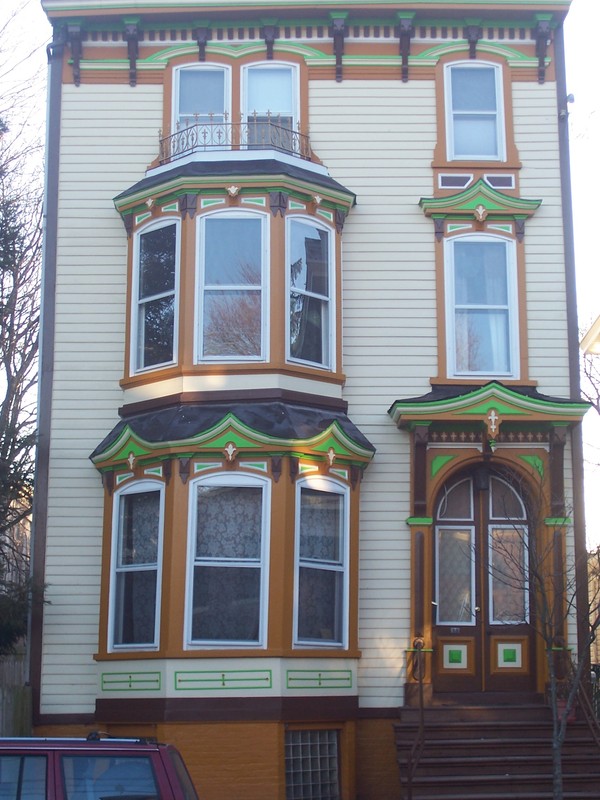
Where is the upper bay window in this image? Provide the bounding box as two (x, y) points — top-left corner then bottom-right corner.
(109, 481), (164, 650)
(196, 211), (266, 362)
(294, 478), (349, 648)
(186, 473), (270, 648)
(175, 65), (229, 128)
(288, 218), (332, 369)
(243, 63), (297, 149)
(132, 219), (179, 373)
(445, 62), (505, 161)
(445, 235), (518, 379)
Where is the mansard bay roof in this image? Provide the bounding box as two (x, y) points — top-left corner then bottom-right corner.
(91, 398), (375, 471)
(114, 159), (356, 216)
(388, 382), (589, 430)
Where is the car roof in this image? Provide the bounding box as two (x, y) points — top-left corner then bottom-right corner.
(0, 736), (167, 751)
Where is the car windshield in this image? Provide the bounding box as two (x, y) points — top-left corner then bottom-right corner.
(61, 755), (159, 800)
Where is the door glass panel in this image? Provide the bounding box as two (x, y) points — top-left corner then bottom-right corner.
(490, 476), (526, 519)
(489, 526), (528, 623)
(437, 478), (472, 520)
(436, 527), (474, 624)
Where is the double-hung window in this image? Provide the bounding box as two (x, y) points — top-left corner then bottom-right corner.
(197, 212), (266, 361)
(187, 473), (270, 646)
(244, 64), (296, 150)
(288, 218), (332, 368)
(294, 478), (349, 647)
(445, 62), (505, 161)
(110, 481), (164, 649)
(445, 236), (518, 378)
(133, 220), (179, 372)
(175, 65), (228, 128)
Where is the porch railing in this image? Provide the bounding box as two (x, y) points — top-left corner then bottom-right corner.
(159, 113), (312, 164)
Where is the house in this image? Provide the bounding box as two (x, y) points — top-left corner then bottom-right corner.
(33, 0), (590, 798)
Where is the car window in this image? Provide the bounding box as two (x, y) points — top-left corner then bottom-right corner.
(166, 752), (198, 800)
(61, 755), (159, 800)
(0, 755), (47, 800)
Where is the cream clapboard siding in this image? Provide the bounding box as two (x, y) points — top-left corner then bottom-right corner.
(40, 85), (163, 714)
(513, 82), (571, 397)
(310, 79), (438, 707)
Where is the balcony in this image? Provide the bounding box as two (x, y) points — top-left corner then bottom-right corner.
(159, 113), (312, 165)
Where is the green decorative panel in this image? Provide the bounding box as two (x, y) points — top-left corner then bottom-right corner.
(286, 670), (352, 690)
(431, 454), (457, 478)
(519, 454), (544, 478)
(101, 671), (162, 692)
(174, 669), (272, 691)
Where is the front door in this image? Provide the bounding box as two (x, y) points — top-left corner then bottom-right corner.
(432, 470), (536, 696)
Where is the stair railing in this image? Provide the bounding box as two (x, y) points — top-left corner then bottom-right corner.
(405, 637), (426, 800)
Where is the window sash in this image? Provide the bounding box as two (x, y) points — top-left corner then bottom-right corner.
(446, 64), (504, 161)
(110, 484), (163, 649)
(294, 482), (348, 647)
(446, 237), (518, 378)
(176, 66), (227, 128)
(187, 476), (269, 647)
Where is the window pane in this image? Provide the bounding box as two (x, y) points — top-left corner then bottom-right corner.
(196, 485), (262, 559)
(437, 528), (474, 624)
(490, 476), (526, 520)
(179, 68), (225, 123)
(490, 527), (528, 623)
(299, 488), (342, 562)
(114, 569), (157, 645)
(289, 294), (328, 365)
(453, 116), (498, 158)
(290, 222), (329, 295)
(454, 241), (508, 304)
(203, 290), (261, 357)
(247, 67), (293, 114)
(298, 566), (343, 643)
(192, 565), (261, 641)
(0, 756), (46, 800)
(437, 478), (472, 520)
(61, 756), (157, 800)
(455, 309), (510, 373)
(285, 730), (340, 800)
(451, 67), (497, 112)
(204, 218), (261, 286)
(139, 225), (176, 299)
(118, 491), (160, 566)
(138, 296), (175, 369)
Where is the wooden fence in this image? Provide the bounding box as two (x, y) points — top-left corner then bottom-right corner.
(0, 649), (31, 735)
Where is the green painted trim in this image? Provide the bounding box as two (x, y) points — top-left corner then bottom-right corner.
(420, 178), (542, 217)
(174, 669), (272, 691)
(519, 454), (544, 478)
(431, 454), (457, 478)
(101, 671), (162, 692)
(545, 517), (572, 526)
(407, 517), (433, 526)
(406, 648), (434, 653)
(286, 669), (352, 690)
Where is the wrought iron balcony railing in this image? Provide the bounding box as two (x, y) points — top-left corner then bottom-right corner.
(159, 112), (312, 164)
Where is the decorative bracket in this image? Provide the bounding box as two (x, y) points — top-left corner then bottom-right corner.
(179, 193), (198, 220)
(464, 24), (482, 59)
(330, 15), (347, 83)
(193, 25), (211, 61)
(335, 209), (347, 233)
(534, 18), (552, 84)
(261, 21), (278, 60)
(102, 471), (115, 496)
(179, 458), (190, 484)
(67, 23), (83, 86)
(434, 217), (444, 242)
(121, 213), (134, 239)
(270, 191), (288, 217)
(396, 16), (414, 83)
(123, 21), (140, 87)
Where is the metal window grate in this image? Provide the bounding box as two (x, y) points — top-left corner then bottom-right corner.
(285, 729), (340, 800)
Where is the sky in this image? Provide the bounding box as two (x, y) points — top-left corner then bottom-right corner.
(2, 0), (600, 543)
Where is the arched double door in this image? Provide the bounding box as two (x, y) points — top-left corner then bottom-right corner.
(432, 468), (536, 696)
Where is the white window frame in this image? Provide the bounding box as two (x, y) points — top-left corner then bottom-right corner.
(131, 217), (180, 375)
(195, 209), (269, 364)
(444, 234), (519, 379)
(185, 472), (271, 649)
(241, 61), (299, 133)
(293, 476), (349, 649)
(286, 215), (335, 371)
(172, 63), (231, 131)
(108, 480), (165, 651)
(444, 61), (506, 162)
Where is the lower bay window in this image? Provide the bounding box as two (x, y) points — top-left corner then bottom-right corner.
(294, 478), (349, 648)
(185, 473), (270, 647)
(109, 481), (164, 650)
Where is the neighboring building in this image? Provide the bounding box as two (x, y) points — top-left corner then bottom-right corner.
(33, 1), (589, 798)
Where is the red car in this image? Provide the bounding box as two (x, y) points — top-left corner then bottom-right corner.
(0, 734), (200, 800)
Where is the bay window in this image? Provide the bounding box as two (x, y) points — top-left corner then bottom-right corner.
(197, 212), (266, 361)
(244, 64), (296, 149)
(445, 62), (505, 161)
(445, 235), (518, 378)
(288, 218), (332, 368)
(110, 481), (164, 649)
(294, 478), (348, 647)
(186, 473), (270, 647)
(175, 65), (228, 129)
(133, 220), (179, 372)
